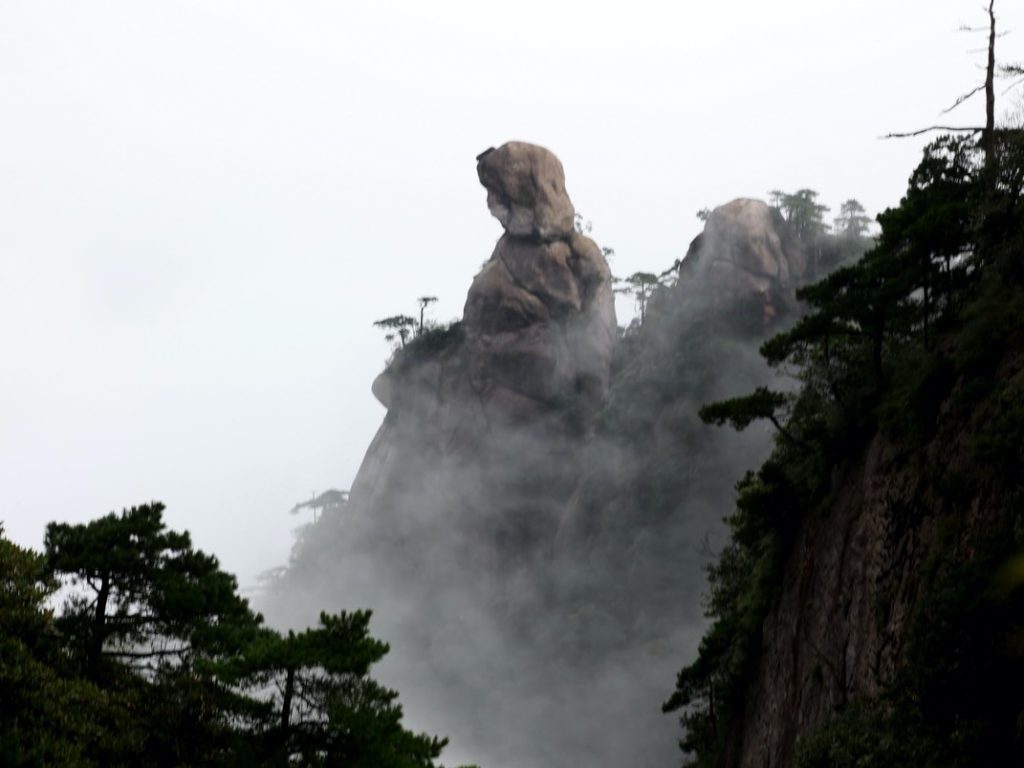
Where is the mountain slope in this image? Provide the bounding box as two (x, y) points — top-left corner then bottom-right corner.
(668, 132), (1024, 768)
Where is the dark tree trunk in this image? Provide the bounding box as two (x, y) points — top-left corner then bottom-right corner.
(984, 0), (997, 163)
(872, 326), (885, 381)
(280, 666), (295, 735)
(89, 575), (110, 678)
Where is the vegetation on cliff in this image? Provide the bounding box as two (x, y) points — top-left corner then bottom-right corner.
(665, 128), (1024, 766)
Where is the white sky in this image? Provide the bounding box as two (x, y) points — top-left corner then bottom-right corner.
(2, 0), (1021, 587)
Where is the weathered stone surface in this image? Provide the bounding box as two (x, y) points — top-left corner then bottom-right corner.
(459, 230), (615, 409)
(476, 142), (576, 241)
(370, 370), (392, 408)
(496, 237), (581, 316)
(727, 425), (1008, 768)
(359, 141), (616, 557)
(463, 255), (552, 334)
(684, 198), (807, 323)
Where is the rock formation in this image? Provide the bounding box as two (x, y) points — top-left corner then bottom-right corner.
(475, 143), (576, 242)
(270, 165), (861, 768)
(356, 141), (616, 558)
(680, 198), (808, 325)
(463, 143), (616, 417)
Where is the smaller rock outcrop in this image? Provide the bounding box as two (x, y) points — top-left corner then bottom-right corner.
(682, 198), (807, 324)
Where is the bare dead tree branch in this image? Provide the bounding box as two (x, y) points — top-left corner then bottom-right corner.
(942, 83), (987, 114)
(883, 126), (984, 139)
(887, 1), (1002, 161)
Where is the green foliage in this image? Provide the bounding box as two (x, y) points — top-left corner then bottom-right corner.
(793, 701), (943, 768)
(968, 370), (1024, 478)
(897, 531), (1024, 766)
(877, 347), (955, 443)
(663, 447), (820, 765)
(0, 526), (139, 767)
(615, 271), (665, 323)
(769, 188), (830, 241)
(374, 314), (418, 349)
(698, 387), (789, 433)
(1, 507), (455, 768)
(670, 130), (1024, 766)
(45, 503), (259, 681)
(221, 611), (447, 767)
(0, 525), (54, 650)
(387, 320), (464, 375)
(375, 296), (457, 361)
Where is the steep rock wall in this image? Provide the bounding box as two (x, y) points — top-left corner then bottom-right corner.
(352, 141), (616, 562)
(726, 342), (1024, 768)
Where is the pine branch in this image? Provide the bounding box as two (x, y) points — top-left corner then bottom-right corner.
(105, 646), (190, 658)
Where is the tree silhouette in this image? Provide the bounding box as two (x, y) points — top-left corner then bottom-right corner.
(416, 296), (438, 334)
(616, 272), (664, 323)
(221, 611), (448, 767)
(44, 503), (258, 681)
(290, 489), (349, 523)
(833, 199), (872, 238)
(885, 0), (1024, 165)
(3, 506), (457, 766)
(769, 189), (830, 240)
(373, 315), (417, 348)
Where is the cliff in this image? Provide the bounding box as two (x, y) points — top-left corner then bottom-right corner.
(726, 322), (1024, 768)
(267, 143), (863, 768)
(354, 141), (616, 562)
(668, 133), (1024, 768)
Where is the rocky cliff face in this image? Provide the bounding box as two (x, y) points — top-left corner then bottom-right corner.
(724, 336), (1024, 768)
(357, 171), (813, 572)
(269, 149), (859, 768)
(353, 141), (616, 564)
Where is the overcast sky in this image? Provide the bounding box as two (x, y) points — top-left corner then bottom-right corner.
(2, 0), (1021, 586)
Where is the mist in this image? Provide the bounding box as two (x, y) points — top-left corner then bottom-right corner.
(3, 2), (1017, 766)
(3, 0), (1015, 586)
(257, 164), (829, 767)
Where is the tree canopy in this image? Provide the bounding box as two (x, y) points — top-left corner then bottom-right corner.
(666, 127), (1024, 767)
(833, 199), (872, 238)
(768, 188), (830, 240)
(0, 507), (456, 768)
